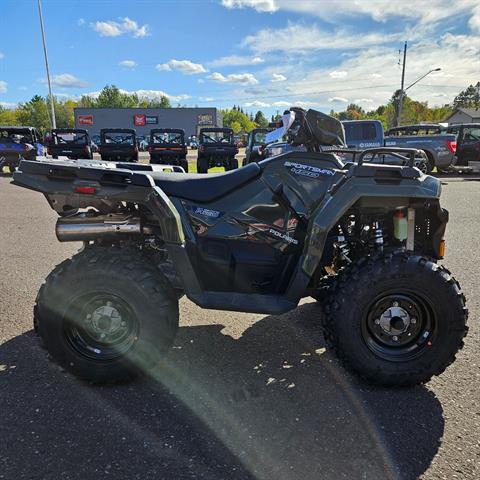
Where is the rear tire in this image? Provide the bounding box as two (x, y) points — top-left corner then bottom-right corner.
(323, 253), (468, 387)
(34, 246), (179, 383)
(197, 156), (208, 174)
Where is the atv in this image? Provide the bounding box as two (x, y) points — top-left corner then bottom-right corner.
(148, 128), (189, 172)
(12, 107), (467, 387)
(197, 127), (238, 173)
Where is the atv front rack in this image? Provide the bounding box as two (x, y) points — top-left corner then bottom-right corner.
(321, 146), (427, 167)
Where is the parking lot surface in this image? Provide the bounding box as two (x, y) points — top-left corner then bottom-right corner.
(0, 173), (479, 480)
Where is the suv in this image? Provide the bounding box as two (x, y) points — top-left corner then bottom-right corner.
(0, 126), (43, 173)
(197, 127), (238, 173)
(148, 128), (188, 172)
(99, 129), (138, 162)
(446, 123), (480, 165)
(47, 129), (93, 160)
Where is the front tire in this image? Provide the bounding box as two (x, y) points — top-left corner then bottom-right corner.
(323, 253), (468, 387)
(34, 247), (179, 383)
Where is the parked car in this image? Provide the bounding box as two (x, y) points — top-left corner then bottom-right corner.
(148, 128), (188, 172)
(342, 120), (457, 173)
(243, 128), (272, 165)
(197, 127), (238, 173)
(446, 123), (480, 165)
(0, 126), (44, 173)
(98, 128), (138, 162)
(47, 129), (93, 160)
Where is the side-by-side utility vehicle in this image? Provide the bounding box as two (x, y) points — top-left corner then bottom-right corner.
(47, 129), (93, 160)
(197, 127), (238, 173)
(99, 128), (138, 162)
(148, 128), (188, 172)
(0, 126), (44, 173)
(12, 108), (468, 387)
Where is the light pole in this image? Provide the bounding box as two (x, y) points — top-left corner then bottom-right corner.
(397, 67), (441, 126)
(38, 0), (56, 129)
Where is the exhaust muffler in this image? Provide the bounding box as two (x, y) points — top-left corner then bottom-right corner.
(56, 214), (142, 242)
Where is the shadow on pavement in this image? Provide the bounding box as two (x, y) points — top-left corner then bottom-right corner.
(0, 303), (444, 480)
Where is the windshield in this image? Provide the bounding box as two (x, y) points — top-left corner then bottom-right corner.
(253, 132), (267, 145)
(102, 132), (135, 145)
(151, 131), (184, 144)
(0, 129), (33, 144)
(200, 131), (233, 144)
(52, 131), (88, 145)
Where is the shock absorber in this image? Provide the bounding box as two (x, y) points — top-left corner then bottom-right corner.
(373, 221), (384, 253)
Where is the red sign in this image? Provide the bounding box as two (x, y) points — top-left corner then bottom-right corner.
(78, 115), (93, 125)
(134, 114), (146, 126)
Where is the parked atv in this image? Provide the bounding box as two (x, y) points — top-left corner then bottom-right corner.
(99, 128), (138, 162)
(47, 128), (93, 160)
(12, 107), (467, 387)
(197, 127), (238, 173)
(148, 128), (189, 172)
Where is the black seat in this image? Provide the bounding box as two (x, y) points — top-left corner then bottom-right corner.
(149, 162), (261, 203)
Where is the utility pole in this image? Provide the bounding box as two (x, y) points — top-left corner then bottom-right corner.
(38, 0), (56, 129)
(397, 41), (407, 127)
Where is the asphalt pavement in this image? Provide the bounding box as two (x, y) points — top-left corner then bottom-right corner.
(0, 171), (479, 480)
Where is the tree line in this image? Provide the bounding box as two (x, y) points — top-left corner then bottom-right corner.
(1, 82), (478, 133)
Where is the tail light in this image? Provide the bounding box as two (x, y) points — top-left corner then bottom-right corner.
(74, 186), (96, 194)
(199, 145), (205, 153)
(84, 146), (90, 154)
(447, 140), (457, 153)
(148, 146), (152, 153)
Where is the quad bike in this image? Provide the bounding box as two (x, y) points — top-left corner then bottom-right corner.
(12, 108), (468, 386)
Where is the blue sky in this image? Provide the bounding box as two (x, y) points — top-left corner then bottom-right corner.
(0, 0), (479, 115)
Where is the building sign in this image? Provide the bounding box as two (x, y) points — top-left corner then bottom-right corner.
(198, 114), (213, 125)
(78, 115), (94, 125)
(134, 114), (146, 126)
(146, 115), (158, 125)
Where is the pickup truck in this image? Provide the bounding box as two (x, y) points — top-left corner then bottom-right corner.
(445, 123), (480, 166)
(47, 128), (93, 160)
(0, 126), (44, 173)
(343, 121), (456, 173)
(99, 128), (138, 162)
(197, 127), (238, 173)
(148, 128), (188, 172)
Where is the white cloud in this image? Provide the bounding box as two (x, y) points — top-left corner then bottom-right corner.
(0, 80), (7, 93)
(221, 0), (277, 13)
(207, 72), (259, 85)
(245, 100), (271, 107)
(208, 55), (265, 67)
(271, 73), (287, 82)
(48, 74), (88, 88)
(354, 98), (374, 104)
(222, 0), (478, 25)
(199, 96), (215, 102)
(92, 17), (149, 38)
(242, 23), (404, 53)
(328, 97), (348, 103)
(329, 70), (347, 79)
(156, 59), (207, 75)
(272, 101), (290, 107)
(119, 60), (137, 68)
(77, 18), (85, 26)
(469, 5), (480, 32)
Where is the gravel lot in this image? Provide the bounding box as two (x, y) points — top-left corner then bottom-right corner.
(0, 172), (479, 480)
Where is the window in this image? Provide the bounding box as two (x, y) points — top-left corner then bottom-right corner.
(463, 127), (480, 142)
(344, 123), (378, 141)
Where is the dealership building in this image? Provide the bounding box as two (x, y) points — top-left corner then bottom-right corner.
(74, 107), (223, 138)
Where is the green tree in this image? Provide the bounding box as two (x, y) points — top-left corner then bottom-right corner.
(453, 83), (480, 109)
(17, 95), (51, 131)
(222, 108), (256, 133)
(254, 110), (268, 128)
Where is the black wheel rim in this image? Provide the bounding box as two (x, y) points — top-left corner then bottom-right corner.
(362, 292), (436, 362)
(63, 293), (139, 361)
